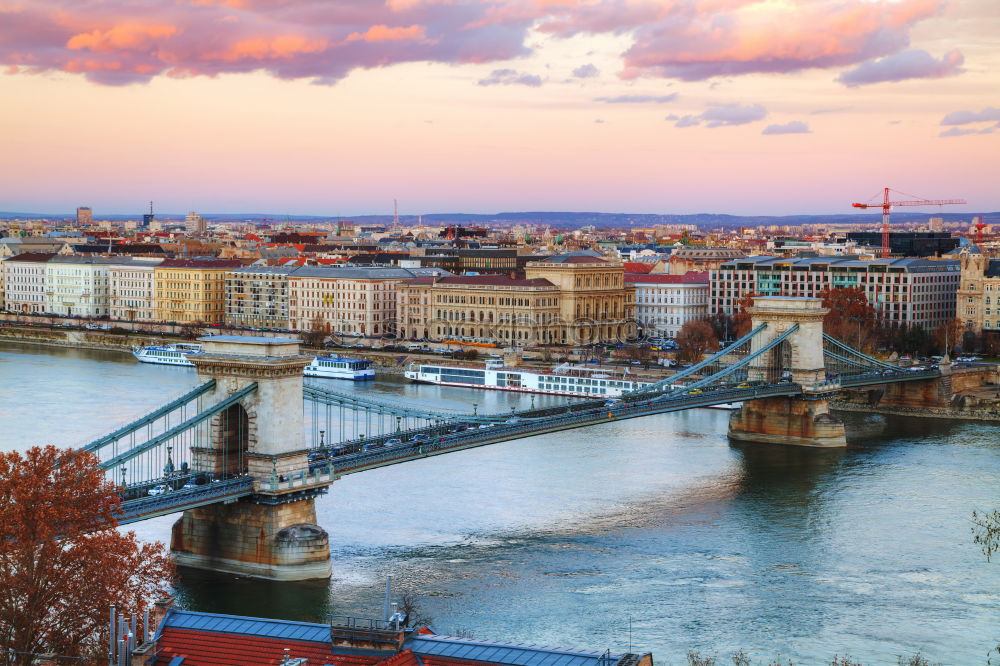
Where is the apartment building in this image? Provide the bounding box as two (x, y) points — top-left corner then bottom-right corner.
(287, 267), (443, 335)
(154, 259), (243, 324)
(226, 266), (295, 330)
(43, 255), (124, 317)
(2, 253), (55, 313)
(109, 258), (163, 322)
(626, 271), (709, 339)
(711, 256), (959, 328)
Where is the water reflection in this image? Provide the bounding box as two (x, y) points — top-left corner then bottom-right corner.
(2, 343), (999, 663)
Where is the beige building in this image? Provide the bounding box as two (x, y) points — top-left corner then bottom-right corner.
(288, 267), (441, 336)
(398, 252), (635, 345)
(524, 253), (634, 344)
(110, 258), (163, 322)
(154, 259), (243, 324)
(398, 275), (562, 345)
(957, 250), (1000, 335)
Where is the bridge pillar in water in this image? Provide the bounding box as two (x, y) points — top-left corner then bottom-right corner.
(728, 297), (847, 448)
(170, 336), (333, 580)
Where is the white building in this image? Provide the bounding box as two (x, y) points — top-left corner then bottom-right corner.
(3, 252), (55, 313)
(626, 271), (709, 339)
(109, 258), (163, 322)
(44, 256), (123, 317)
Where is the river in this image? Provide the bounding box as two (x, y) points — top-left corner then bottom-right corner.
(0, 341), (997, 664)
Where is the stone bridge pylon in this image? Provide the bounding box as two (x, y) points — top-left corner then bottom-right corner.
(728, 297), (848, 447)
(170, 336), (333, 580)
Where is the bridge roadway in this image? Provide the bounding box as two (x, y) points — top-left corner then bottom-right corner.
(114, 368), (940, 524)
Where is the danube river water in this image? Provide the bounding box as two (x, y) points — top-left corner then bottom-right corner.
(1, 341), (998, 664)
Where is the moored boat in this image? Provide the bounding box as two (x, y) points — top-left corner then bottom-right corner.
(404, 359), (651, 398)
(131, 343), (202, 367)
(304, 356), (376, 380)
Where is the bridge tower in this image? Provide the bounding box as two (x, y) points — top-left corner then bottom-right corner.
(728, 297), (847, 447)
(170, 336), (333, 580)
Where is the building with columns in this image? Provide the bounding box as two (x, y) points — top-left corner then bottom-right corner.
(397, 275), (562, 344)
(956, 249), (1000, 335)
(524, 252), (634, 344)
(397, 252), (635, 345)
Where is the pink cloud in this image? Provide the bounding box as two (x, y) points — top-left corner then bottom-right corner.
(0, 0), (531, 85)
(836, 48), (964, 87)
(347, 24), (427, 43)
(535, 0), (946, 81)
(0, 0), (951, 86)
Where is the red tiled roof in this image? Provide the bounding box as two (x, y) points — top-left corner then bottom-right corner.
(158, 259), (244, 268)
(624, 271), (708, 284)
(153, 627), (352, 666)
(437, 276), (555, 288)
(623, 262), (653, 274)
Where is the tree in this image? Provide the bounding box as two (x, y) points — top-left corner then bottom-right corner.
(705, 312), (734, 344)
(818, 287), (877, 350)
(972, 508), (1000, 562)
(0, 446), (174, 665)
(676, 319), (718, 363)
(304, 314), (327, 348)
(732, 292), (757, 337)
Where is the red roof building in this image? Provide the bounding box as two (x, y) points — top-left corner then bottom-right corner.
(129, 605), (653, 666)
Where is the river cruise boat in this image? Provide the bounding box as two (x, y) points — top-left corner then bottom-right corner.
(404, 360), (652, 398)
(131, 343), (202, 367)
(304, 356), (375, 380)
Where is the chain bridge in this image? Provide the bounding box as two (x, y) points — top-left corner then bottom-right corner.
(82, 297), (948, 581)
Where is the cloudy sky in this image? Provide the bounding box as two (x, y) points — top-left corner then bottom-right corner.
(1, 0), (997, 216)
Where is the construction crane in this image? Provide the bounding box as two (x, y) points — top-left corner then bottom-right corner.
(973, 216), (988, 247)
(851, 187), (965, 258)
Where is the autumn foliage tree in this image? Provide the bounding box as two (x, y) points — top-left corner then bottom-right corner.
(676, 319), (719, 363)
(0, 446), (174, 665)
(818, 287), (878, 350)
(732, 292), (757, 337)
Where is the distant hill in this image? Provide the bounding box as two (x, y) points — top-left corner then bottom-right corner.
(2, 210), (997, 228)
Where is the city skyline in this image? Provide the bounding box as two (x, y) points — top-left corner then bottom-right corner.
(1, 0), (998, 215)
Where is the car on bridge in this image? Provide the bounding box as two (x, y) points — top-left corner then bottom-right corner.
(147, 484), (171, 496)
(687, 389), (703, 395)
(409, 434), (430, 443)
(385, 438), (404, 446)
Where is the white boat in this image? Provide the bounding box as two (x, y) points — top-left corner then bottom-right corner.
(132, 343), (202, 367)
(304, 356), (375, 380)
(404, 359), (651, 398)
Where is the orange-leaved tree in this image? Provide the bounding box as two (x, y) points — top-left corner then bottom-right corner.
(818, 287), (878, 350)
(732, 292), (757, 337)
(0, 446), (174, 665)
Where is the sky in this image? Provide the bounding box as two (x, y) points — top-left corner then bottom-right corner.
(0, 0), (998, 217)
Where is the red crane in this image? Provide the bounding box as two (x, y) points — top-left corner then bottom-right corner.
(851, 187), (965, 258)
